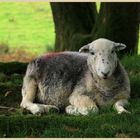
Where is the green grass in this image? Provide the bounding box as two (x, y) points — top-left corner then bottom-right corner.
(0, 2), (55, 55)
(0, 108), (140, 138)
(0, 55), (140, 137)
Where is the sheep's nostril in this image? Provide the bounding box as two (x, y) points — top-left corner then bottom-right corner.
(101, 71), (109, 77)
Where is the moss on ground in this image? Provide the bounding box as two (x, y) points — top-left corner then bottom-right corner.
(0, 55), (140, 137)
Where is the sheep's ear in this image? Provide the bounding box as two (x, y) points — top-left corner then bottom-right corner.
(114, 43), (127, 51)
(79, 44), (90, 53)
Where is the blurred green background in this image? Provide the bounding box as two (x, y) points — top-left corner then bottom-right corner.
(0, 2), (55, 56)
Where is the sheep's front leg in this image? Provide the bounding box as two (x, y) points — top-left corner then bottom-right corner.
(114, 99), (130, 114)
(66, 95), (99, 115)
(20, 76), (58, 114)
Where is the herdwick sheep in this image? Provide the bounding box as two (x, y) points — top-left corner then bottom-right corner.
(20, 38), (130, 115)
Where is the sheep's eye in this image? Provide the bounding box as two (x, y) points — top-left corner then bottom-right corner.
(90, 52), (95, 55)
(111, 50), (115, 54)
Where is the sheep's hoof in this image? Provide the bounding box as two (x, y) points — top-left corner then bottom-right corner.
(118, 109), (131, 114)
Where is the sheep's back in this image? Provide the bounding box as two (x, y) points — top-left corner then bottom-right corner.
(28, 52), (88, 107)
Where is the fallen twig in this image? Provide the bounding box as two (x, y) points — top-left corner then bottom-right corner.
(0, 105), (17, 110)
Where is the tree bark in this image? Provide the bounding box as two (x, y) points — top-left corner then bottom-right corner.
(51, 2), (139, 55)
(93, 2), (140, 55)
(51, 2), (97, 51)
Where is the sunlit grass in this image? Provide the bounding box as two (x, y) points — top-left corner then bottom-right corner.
(0, 2), (55, 55)
(96, 2), (100, 13)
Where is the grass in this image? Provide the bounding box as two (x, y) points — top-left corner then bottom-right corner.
(0, 55), (140, 138)
(0, 2), (55, 55)
(0, 109), (140, 138)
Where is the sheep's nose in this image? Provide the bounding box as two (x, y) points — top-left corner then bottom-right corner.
(101, 71), (109, 77)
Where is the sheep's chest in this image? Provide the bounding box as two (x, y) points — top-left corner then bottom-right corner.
(94, 90), (116, 107)
(85, 72), (118, 106)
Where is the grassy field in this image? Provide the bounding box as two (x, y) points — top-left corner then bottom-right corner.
(0, 55), (140, 138)
(0, 2), (139, 57)
(0, 2), (55, 55)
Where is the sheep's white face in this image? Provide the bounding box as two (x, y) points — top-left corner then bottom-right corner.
(79, 38), (126, 79)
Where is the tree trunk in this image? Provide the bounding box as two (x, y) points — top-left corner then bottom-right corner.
(50, 2), (97, 51)
(93, 2), (140, 55)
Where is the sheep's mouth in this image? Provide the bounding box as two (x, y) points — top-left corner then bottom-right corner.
(100, 75), (108, 79)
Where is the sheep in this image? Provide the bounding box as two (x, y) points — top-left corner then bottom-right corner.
(20, 38), (130, 115)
